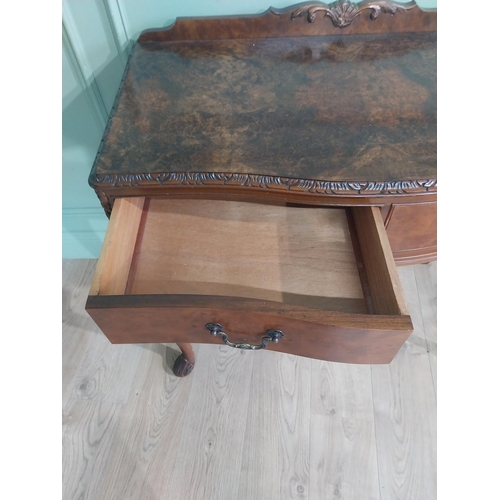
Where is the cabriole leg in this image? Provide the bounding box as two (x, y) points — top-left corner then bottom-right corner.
(173, 342), (195, 377)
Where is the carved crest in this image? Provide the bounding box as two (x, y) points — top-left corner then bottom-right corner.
(291, 0), (416, 28)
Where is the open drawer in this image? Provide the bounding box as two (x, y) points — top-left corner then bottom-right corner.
(85, 197), (412, 364)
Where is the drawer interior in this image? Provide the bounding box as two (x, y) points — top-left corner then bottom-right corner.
(90, 197), (407, 319)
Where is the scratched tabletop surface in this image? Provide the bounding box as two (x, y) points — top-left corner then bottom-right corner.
(91, 32), (436, 185)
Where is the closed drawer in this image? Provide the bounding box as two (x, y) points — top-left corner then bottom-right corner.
(386, 201), (437, 265)
(86, 197), (412, 364)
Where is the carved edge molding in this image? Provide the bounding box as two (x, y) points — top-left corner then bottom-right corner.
(290, 1), (416, 28)
(91, 172), (437, 196)
(95, 190), (112, 217)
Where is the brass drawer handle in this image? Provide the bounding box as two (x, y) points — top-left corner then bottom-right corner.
(205, 323), (284, 350)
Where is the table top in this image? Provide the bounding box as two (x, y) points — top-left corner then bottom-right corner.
(90, 5), (436, 198)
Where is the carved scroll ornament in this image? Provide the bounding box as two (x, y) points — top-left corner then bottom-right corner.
(291, 0), (416, 28)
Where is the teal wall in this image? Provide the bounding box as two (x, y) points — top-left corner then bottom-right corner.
(63, 0), (128, 258)
(62, 0), (436, 258)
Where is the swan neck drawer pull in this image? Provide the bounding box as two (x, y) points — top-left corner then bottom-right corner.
(205, 323), (284, 350)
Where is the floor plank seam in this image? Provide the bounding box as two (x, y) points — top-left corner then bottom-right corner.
(414, 264), (437, 397)
(370, 364), (383, 500)
(63, 259), (437, 500)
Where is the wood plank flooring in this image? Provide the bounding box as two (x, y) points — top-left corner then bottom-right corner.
(62, 259), (437, 500)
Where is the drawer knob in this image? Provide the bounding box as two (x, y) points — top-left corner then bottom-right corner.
(205, 322), (284, 350)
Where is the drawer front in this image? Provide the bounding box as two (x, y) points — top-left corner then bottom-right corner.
(86, 295), (412, 364)
(386, 202), (437, 265)
(86, 197), (412, 364)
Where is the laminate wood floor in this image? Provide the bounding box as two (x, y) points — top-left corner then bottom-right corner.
(62, 259), (437, 500)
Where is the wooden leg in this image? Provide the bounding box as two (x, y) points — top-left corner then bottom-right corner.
(173, 343), (195, 377)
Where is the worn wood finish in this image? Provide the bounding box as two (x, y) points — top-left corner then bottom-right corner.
(138, 2), (436, 43)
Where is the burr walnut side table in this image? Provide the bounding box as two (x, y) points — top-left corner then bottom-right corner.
(85, 2), (437, 377)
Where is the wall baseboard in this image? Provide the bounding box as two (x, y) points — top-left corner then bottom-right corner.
(63, 208), (108, 259)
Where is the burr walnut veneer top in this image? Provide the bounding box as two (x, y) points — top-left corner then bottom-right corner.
(91, 32), (436, 185)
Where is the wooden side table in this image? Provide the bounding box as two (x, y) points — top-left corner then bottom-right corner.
(85, 1), (437, 377)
